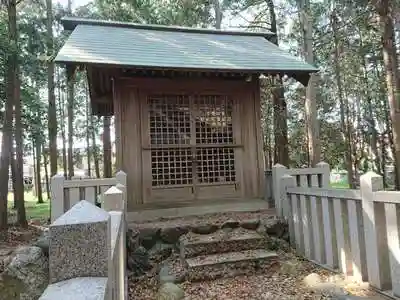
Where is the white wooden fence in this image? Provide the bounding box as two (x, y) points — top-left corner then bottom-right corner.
(272, 162), (330, 217)
(50, 171), (127, 222)
(274, 162), (400, 297)
(40, 185), (127, 300)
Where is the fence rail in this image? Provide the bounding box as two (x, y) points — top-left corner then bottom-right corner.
(50, 171), (127, 222)
(274, 164), (400, 297)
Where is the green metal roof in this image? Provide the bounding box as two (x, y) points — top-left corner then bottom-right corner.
(55, 17), (318, 81)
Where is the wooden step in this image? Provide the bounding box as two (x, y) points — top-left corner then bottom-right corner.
(180, 228), (266, 259)
(185, 249), (278, 281)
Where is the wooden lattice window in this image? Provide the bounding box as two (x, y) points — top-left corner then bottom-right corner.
(151, 149), (193, 186)
(196, 148), (236, 184)
(149, 95), (191, 145)
(195, 95), (234, 145)
(148, 94), (236, 187)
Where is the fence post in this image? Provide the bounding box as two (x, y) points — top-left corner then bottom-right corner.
(272, 164), (287, 217)
(361, 172), (391, 290)
(49, 200), (111, 283)
(281, 174), (296, 246)
(103, 186), (124, 212)
(116, 170), (127, 188)
(103, 186), (127, 300)
(50, 174), (65, 222)
(317, 161), (338, 268)
(316, 161), (330, 187)
(116, 184), (127, 213)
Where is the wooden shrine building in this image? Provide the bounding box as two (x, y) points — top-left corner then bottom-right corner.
(55, 17), (317, 210)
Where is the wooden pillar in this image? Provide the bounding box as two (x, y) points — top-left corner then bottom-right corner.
(103, 115), (112, 178)
(66, 65), (76, 179)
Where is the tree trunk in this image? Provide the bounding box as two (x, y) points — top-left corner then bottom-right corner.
(11, 3), (27, 226)
(374, 0), (400, 190)
(85, 83), (91, 177)
(68, 0), (72, 14)
(42, 147), (50, 200)
(331, 10), (355, 188)
(299, 0), (320, 166)
(67, 67), (75, 179)
(10, 154), (17, 209)
(375, 57), (394, 187)
(213, 0), (222, 29)
(0, 2), (18, 228)
(361, 55), (380, 174)
(47, 0), (57, 177)
(103, 116), (112, 178)
(32, 140), (37, 197)
(265, 0), (289, 167)
(91, 115), (100, 178)
(35, 138), (43, 204)
(57, 67), (67, 177)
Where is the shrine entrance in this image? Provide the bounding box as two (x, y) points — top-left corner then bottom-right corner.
(141, 93), (243, 203)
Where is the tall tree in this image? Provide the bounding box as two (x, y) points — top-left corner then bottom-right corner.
(372, 0), (400, 189)
(331, 9), (355, 187)
(47, 0), (58, 177)
(213, 0), (223, 29)
(266, 0), (289, 167)
(298, 0), (320, 166)
(12, 3), (26, 226)
(67, 67), (75, 178)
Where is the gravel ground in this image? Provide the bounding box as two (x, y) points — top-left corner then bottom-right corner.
(128, 250), (384, 300)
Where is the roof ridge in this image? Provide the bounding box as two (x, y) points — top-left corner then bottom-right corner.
(61, 17), (275, 38)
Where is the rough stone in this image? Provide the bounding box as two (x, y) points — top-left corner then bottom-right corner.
(0, 247), (13, 257)
(160, 227), (188, 244)
(156, 282), (184, 300)
(314, 282), (347, 297)
(265, 236), (290, 251)
(240, 219), (260, 230)
(0, 246), (14, 273)
(149, 242), (173, 263)
(127, 246), (152, 276)
(304, 273), (348, 297)
(39, 277), (107, 300)
(49, 200), (110, 284)
(158, 265), (177, 285)
(127, 228), (140, 252)
(331, 296), (372, 300)
(139, 228), (160, 249)
(159, 259), (187, 284)
(33, 229), (50, 256)
(0, 246), (48, 300)
(279, 260), (299, 274)
(303, 273), (323, 288)
(191, 224), (218, 235)
(264, 218), (288, 238)
(220, 220), (239, 230)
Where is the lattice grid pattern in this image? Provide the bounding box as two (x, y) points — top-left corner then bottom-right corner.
(196, 148), (236, 184)
(149, 95), (191, 145)
(151, 149), (193, 186)
(195, 95), (234, 144)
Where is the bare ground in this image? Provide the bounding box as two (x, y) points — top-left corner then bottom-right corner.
(128, 250), (388, 300)
(0, 225), (42, 272)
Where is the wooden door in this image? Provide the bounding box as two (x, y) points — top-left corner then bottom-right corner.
(141, 92), (242, 203)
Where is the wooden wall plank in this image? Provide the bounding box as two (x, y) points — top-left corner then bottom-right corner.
(253, 78), (265, 198)
(118, 85), (143, 208)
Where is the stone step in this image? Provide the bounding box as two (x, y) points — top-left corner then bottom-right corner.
(185, 249), (278, 281)
(180, 228), (266, 259)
